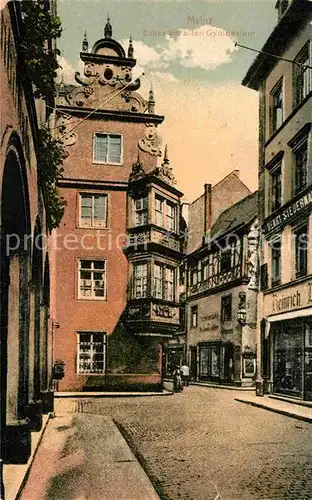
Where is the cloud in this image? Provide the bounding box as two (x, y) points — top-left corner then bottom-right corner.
(123, 25), (237, 76)
(56, 56), (84, 85)
(149, 71), (179, 83)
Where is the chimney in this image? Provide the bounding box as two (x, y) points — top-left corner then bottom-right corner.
(204, 183), (212, 236)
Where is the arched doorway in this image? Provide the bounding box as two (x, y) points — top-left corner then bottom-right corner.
(0, 136), (31, 462)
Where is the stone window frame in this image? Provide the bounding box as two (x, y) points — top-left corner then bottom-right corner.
(76, 331), (106, 374)
(78, 259), (107, 300)
(92, 132), (123, 165)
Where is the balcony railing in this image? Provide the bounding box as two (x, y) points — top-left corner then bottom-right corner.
(187, 264), (242, 296)
(126, 227), (181, 252)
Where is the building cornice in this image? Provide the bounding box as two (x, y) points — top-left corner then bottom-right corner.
(56, 105), (164, 124)
(57, 178), (128, 190)
(242, 0), (312, 90)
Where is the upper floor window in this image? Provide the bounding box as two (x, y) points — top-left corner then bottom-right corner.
(166, 201), (176, 232)
(154, 195), (177, 232)
(135, 197), (148, 226)
(79, 259), (106, 299)
(293, 139), (308, 194)
(221, 295), (232, 322)
(190, 305), (198, 328)
(270, 80), (284, 133)
(155, 196), (164, 227)
(153, 263), (175, 301)
(93, 133), (122, 164)
(270, 238), (281, 287)
(294, 224), (308, 279)
(294, 44), (311, 106)
(270, 164), (282, 213)
(133, 262), (148, 298)
(220, 248), (233, 273)
(80, 193), (108, 228)
(77, 331), (106, 374)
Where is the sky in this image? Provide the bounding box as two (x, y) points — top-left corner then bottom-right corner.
(56, 0), (278, 202)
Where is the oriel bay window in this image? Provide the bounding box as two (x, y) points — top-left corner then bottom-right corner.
(153, 263), (176, 301)
(133, 262), (148, 298)
(79, 260), (106, 299)
(80, 193), (108, 227)
(93, 133), (122, 164)
(77, 331), (106, 374)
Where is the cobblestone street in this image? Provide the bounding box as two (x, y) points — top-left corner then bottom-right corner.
(55, 387), (312, 500)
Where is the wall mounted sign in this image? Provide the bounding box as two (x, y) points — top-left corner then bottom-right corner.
(264, 187), (312, 234)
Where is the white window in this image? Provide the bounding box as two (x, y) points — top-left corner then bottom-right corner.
(155, 196), (164, 227)
(93, 133), (122, 164)
(155, 195), (177, 232)
(77, 331), (106, 374)
(154, 263), (163, 299)
(135, 197), (148, 226)
(153, 263), (175, 301)
(270, 79), (283, 133)
(294, 43), (311, 106)
(165, 267), (174, 301)
(166, 201), (176, 232)
(133, 262), (148, 298)
(80, 193), (108, 227)
(79, 260), (106, 299)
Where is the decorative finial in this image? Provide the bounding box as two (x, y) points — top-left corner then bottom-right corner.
(128, 35), (134, 58)
(82, 30), (89, 52)
(104, 14), (112, 38)
(163, 144), (169, 164)
(148, 84), (155, 114)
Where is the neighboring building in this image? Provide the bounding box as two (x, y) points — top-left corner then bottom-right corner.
(52, 20), (184, 391)
(186, 173), (259, 386)
(0, 1), (55, 466)
(243, 0), (312, 400)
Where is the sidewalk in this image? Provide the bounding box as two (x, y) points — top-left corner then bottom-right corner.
(235, 393), (312, 423)
(3, 414), (50, 500)
(19, 413), (160, 500)
(55, 389), (172, 398)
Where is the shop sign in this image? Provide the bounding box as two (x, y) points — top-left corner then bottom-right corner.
(199, 312), (220, 332)
(264, 187), (312, 233)
(265, 280), (312, 315)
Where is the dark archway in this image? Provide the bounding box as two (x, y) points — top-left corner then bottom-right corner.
(0, 135), (31, 462)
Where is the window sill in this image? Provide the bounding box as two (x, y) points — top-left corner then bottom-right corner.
(77, 224), (109, 230)
(77, 297), (107, 301)
(92, 161), (123, 166)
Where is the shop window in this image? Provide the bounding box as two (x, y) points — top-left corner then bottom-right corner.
(273, 325), (303, 398)
(295, 224), (308, 278)
(77, 331), (106, 374)
(191, 305), (198, 328)
(270, 238), (281, 287)
(270, 79), (284, 133)
(134, 197), (148, 226)
(293, 43), (311, 107)
(133, 262), (148, 298)
(78, 260), (106, 299)
(93, 133), (122, 164)
(80, 193), (108, 228)
(221, 295), (232, 322)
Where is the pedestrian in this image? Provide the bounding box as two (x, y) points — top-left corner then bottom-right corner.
(180, 363), (190, 387)
(173, 364), (183, 392)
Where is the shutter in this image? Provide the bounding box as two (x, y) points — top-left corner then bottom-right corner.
(108, 135), (121, 163)
(95, 134), (108, 162)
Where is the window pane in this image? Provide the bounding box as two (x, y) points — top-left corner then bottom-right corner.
(94, 135), (108, 162)
(108, 135), (121, 163)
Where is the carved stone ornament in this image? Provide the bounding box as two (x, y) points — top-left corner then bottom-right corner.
(138, 123), (162, 157)
(151, 162), (176, 186)
(247, 218), (259, 290)
(129, 158), (146, 182)
(56, 116), (77, 147)
(65, 61), (148, 113)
